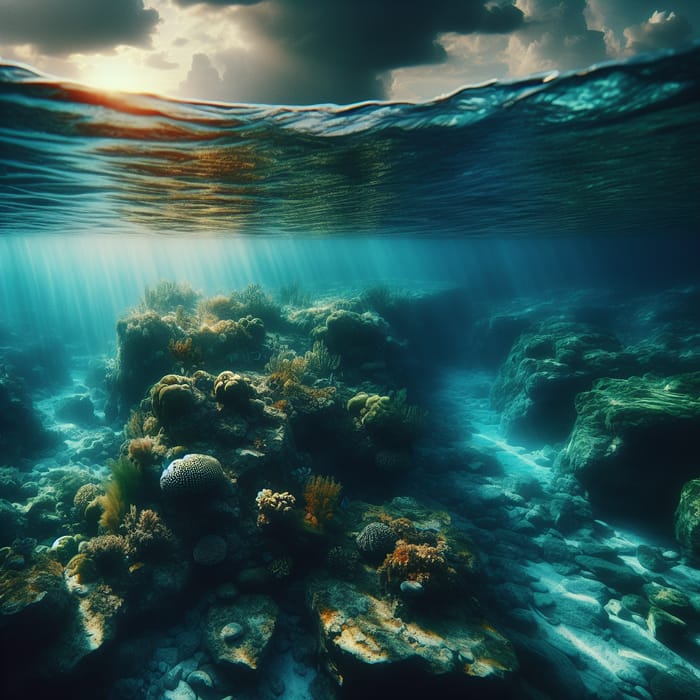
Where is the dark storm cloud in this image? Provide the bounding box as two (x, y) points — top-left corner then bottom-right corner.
(178, 0), (524, 103)
(0, 0), (159, 55)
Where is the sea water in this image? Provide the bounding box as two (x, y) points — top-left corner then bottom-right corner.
(0, 45), (699, 700)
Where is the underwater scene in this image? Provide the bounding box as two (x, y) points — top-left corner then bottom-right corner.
(1, 44), (700, 700)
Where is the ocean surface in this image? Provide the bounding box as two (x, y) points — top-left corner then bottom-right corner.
(1, 44), (700, 700)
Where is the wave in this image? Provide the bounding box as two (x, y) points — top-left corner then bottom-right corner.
(0, 44), (699, 237)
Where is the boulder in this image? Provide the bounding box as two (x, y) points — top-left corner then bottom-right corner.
(205, 595), (278, 671)
(557, 372), (700, 522)
(674, 478), (700, 561)
(306, 570), (516, 692)
(491, 321), (633, 445)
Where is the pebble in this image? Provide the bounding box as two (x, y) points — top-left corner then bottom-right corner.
(220, 622), (245, 643)
(163, 680), (196, 700)
(399, 580), (424, 596)
(186, 669), (213, 691)
(161, 664), (183, 691)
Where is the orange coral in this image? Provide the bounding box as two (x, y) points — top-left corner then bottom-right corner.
(379, 539), (457, 593)
(168, 336), (201, 371)
(303, 475), (342, 529)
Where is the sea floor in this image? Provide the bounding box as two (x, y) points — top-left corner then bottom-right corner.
(4, 288), (700, 699)
(406, 368), (700, 700)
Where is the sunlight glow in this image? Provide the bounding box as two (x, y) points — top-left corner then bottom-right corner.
(77, 53), (160, 95)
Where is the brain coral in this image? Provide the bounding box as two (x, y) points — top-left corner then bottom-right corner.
(356, 522), (396, 561)
(160, 453), (224, 497)
(213, 371), (254, 410)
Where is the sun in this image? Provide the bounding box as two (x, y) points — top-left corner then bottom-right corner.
(76, 52), (168, 95)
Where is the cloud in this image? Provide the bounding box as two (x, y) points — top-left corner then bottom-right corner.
(623, 10), (693, 53)
(586, 1), (700, 58)
(0, 0), (159, 56)
(179, 52), (225, 101)
(176, 1), (524, 103)
(506, 0), (607, 75)
(145, 52), (179, 70)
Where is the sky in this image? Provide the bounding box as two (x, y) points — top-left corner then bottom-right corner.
(0, 0), (698, 105)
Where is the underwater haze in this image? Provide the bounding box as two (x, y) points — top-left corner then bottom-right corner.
(1, 44), (700, 700)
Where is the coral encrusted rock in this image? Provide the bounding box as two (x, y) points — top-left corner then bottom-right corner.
(160, 454), (225, 498)
(205, 595), (279, 671)
(306, 572), (516, 692)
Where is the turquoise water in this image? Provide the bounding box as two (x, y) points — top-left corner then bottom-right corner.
(0, 44), (699, 700)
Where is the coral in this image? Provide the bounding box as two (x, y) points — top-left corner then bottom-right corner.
(379, 540), (457, 596)
(127, 436), (162, 469)
(278, 280), (310, 307)
(73, 483), (102, 515)
(160, 453), (225, 498)
(196, 316), (266, 361)
(199, 285), (280, 329)
(236, 284), (282, 328)
(268, 556), (293, 579)
(122, 506), (177, 562)
(125, 408), (145, 439)
(113, 310), (178, 414)
(150, 374), (197, 426)
(142, 281), (200, 315)
(255, 489), (296, 528)
(349, 389), (426, 449)
(355, 522), (396, 562)
(168, 337), (202, 372)
(303, 476), (342, 529)
(303, 341), (340, 381)
(98, 456), (144, 532)
(66, 552), (98, 584)
(316, 309), (388, 366)
(213, 371), (255, 411)
(266, 342), (339, 390)
(83, 534), (130, 579)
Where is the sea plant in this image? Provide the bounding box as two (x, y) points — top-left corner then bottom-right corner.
(97, 456), (144, 532)
(303, 475), (342, 529)
(141, 281), (200, 314)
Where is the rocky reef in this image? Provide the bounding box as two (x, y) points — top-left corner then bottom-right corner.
(2, 282), (700, 700)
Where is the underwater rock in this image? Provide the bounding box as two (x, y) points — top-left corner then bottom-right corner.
(636, 543), (673, 572)
(192, 534), (227, 566)
(0, 499), (26, 544)
(54, 394), (97, 426)
(316, 309), (388, 368)
(491, 320), (633, 445)
(306, 571), (517, 691)
(573, 555), (641, 594)
(557, 372), (700, 522)
(647, 606), (687, 644)
(674, 478), (700, 561)
(0, 367), (60, 462)
(649, 665), (700, 700)
(205, 595), (279, 671)
(112, 310), (177, 416)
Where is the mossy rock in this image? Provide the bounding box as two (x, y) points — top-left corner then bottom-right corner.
(557, 372), (700, 523)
